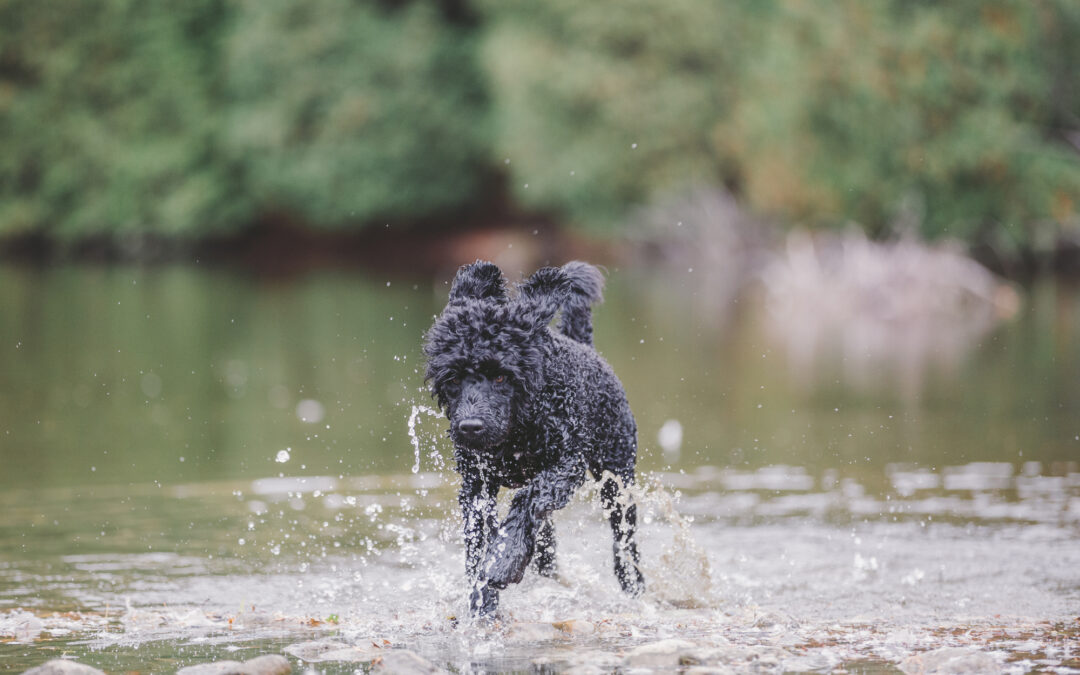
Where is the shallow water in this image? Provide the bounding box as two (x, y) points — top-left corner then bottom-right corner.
(1, 266), (1079, 673)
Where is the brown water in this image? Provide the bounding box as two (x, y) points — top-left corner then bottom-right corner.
(1, 266), (1078, 673)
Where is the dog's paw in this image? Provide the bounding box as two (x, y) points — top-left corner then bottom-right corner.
(484, 541), (532, 590)
(470, 583), (499, 617)
(622, 565), (643, 596)
(616, 561), (646, 598)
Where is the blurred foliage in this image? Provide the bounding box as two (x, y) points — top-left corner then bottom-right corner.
(484, 0), (1080, 244)
(0, 0), (246, 241)
(715, 1), (1080, 245)
(479, 0), (755, 226)
(224, 0), (489, 226)
(0, 0), (1077, 250)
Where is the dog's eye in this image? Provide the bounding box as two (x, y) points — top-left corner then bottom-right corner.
(494, 375), (505, 384)
(451, 377), (461, 385)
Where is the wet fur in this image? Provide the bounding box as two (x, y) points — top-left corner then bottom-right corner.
(424, 261), (645, 616)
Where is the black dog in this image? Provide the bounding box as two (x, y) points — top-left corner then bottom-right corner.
(424, 260), (644, 616)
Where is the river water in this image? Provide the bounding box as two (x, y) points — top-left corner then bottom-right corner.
(1, 266), (1078, 673)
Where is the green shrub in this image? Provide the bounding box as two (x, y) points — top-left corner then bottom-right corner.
(0, 0), (1076, 250)
(718, 1), (1080, 244)
(0, 0), (246, 242)
(224, 0), (490, 228)
(479, 0), (757, 229)
(482, 1), (1080, 244)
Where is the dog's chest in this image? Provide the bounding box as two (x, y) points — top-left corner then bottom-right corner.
(482, 442), (552, 488)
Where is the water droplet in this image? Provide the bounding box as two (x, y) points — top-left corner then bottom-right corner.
(140, 373), (163, 398)
(408, 404), (442, 473)
(658, 419), (683, 456)
(296, 399), (325, 424)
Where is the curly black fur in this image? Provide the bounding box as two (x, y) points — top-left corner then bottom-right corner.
(424, 260), (645, 616)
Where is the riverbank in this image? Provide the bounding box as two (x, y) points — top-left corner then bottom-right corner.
(3, 216), (1080, 285)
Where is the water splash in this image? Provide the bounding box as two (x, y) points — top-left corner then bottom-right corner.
(3, 462), (1079, 673)
(575, 472), (719, 610)
(641, 480), (717, 608)
(408, 405), (443, 474)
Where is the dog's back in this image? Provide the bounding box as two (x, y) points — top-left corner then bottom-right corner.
(556, 261), (605, 346)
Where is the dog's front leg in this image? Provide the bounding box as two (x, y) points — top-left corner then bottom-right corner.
(485, 454), (586, 590)
(459, 467), (499, 615)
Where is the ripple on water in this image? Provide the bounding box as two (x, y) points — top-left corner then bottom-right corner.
(1, 462), (1078, 672)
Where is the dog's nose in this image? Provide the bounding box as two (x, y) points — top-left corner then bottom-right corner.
(458, 418), (485, 436)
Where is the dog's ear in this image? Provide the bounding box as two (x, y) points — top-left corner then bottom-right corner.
(448, 260), (507, 304)
(516, 266), (572, 330)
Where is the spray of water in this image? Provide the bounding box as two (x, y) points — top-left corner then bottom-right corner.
(573, 470), (719, 610)
(408, 404), (443, 474)
(10, 458), (1077, 673)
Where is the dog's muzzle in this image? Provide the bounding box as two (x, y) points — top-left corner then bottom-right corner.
(451, 412), (505, 449)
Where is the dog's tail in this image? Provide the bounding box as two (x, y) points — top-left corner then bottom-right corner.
(557, 261), (605, 345)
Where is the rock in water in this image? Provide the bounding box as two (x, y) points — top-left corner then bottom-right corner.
(552, 619), (595, 635)
(23, 661), (105, 675)
(899, 647), (1001, 675)
(238, 655), (291, 675)
(176, 654), (290, 675)
(370, 650), (446, 674)
(623, 639), (697, 668)
(284, 640), (380, 663)
(507, 621), (560, 641)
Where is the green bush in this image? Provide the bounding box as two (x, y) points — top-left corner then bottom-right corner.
(0, 0), (1077, 251)
(482, 1), (1080, 244)
(224, 0), (490, 228)
(478, 0), (756, 229)
(0, 0), (490, 244)
(717, 1), (1080, 244)
(0, 0), (246, 242)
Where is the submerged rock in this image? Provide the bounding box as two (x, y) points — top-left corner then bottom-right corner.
(370, 649), (446, 674)
(622, 640), (792, 674)
(23, 660), (105, 675)
(723, 645), (789, 673)
(534, 649), (622, 674)
(899, 647), (1002, 674)
(552, 619), (595, 635)
(238, 655), (291, 675)
(751, 611), (798, 631)
(283, 640), (379, 663)
(508, 621), (560, 641)
(175, 654), (290, 675)
(4, 611), (44, 642)
(623, 639), (698, 668)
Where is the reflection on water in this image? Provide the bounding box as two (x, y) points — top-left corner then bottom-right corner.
(761, 230), (1022, 400)
(1, 266), (1079, 672)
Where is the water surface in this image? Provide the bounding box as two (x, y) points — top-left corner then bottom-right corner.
(1, 266), (1078, 672)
